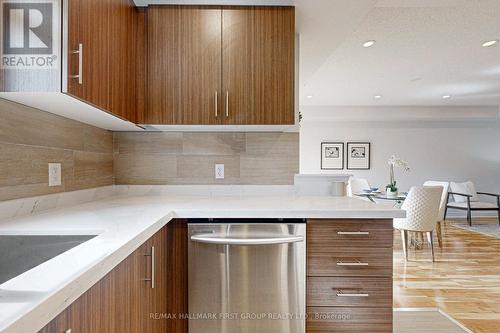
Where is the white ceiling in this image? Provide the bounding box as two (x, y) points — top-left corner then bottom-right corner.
(302, 0), (500, 107)
(134, 0), (500, 107)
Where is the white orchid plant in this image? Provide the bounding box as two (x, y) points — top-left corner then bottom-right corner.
(387, 155), (410, 192)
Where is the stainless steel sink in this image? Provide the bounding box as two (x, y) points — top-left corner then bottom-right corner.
(0, 235), (96, 285)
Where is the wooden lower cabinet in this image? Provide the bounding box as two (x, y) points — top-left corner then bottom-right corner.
(38, 220), (188, 333)
(307, 219), (394, 250)
(307, 307), (393, 333)
(307, 247), (392, 277)
(165, 220), (188, 333)
(307, 277), (392, 308)
(133, 224), (168, 333)
(39, 218), (392, 333)
(306, 219), (394, 333)
(37, 308), (70, 333)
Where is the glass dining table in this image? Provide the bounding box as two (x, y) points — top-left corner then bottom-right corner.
(355, 192), (425, 249)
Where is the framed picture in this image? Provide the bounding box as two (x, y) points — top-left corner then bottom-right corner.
(347, 142), (371, 170)
(321, 142), (344, 170)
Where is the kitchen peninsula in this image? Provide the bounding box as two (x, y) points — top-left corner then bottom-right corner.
(0, 192), (403, 333)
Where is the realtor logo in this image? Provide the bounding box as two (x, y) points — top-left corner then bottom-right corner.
(1, 0), (58, 69)
(2, 2), (52, 54)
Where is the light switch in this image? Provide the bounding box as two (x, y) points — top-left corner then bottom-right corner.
(48, 163), (62, 187)
(215, 164), (225, 179)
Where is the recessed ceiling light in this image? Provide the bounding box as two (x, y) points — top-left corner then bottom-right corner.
(442, 95), (451, 99)
(363, 40), (376, 48)
(374, 95), (382, 99)
(482, 40), (498, 47)
(306, 95), (313, 99)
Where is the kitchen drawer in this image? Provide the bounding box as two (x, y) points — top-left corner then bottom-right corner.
(307, 219), (393, 250)
(306, 306), (392, 333)
(307, 247), (392, 277)
(307, 277), (392, 307)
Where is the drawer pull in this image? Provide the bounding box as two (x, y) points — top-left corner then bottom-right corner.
(337, 231), (370, 236)
(336, 261), (369, 266)
(336, 290), (369, 297)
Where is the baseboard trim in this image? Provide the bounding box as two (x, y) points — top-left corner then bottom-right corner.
(437, 309), (475, 333)
(394, 307), (474, 333)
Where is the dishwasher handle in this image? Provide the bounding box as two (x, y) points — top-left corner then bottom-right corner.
(190, 234), (304, 245)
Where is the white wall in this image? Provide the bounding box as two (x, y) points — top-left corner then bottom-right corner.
(300, 107), (500, 197)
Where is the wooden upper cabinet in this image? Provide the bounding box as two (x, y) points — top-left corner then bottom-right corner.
(67, 0), (108, 111)
(222, 6), (295, 125)
(145, 5), (295, 125)
(66, 0), (141, 123)
(108, 0), (143, 123)
(146, 6), (222, 125)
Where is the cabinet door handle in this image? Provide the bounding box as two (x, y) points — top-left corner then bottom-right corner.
(336, 290), (369, 297)
(337, 231), (370, 236)
(150, 246), (155, 289)
(143, 246), (155, 289)
(69, 43), (83, 85)
(225, 91), (229, 117)
(215, 91), (218, 118)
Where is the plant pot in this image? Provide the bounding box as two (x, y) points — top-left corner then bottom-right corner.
(386, 188), (398, 198)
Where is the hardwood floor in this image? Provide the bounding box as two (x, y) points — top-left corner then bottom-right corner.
(393, 218), (500, 333)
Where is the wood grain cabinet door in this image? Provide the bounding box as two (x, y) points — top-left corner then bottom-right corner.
(108, 0), (142, 123)
(165, 220), (188, 333)
(67, 0), (111, 114)
(146, 6), (222, 125)
(37, 223), (182, 333)
(221, 6), (295, 125)
(66, 0), (140, 122)
(137, 220), (187, 333)
(37, 306), (70, 333)
(137, 226), (169, 333)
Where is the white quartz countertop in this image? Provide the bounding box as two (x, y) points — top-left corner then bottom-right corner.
(0, 195), (404, 333)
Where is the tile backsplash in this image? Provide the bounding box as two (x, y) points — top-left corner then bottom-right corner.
(113, 132), (299, 185)
(0, 99), (114, 201)
(0, 99), (299, 202)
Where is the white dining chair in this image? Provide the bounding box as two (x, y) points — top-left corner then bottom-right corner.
(346, 178), (371, 197)
(446, 181), (500, 226)
(423, 181), (450, 248)
(394, 186), (443, 262)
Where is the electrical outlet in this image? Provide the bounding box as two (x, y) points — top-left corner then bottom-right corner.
(48, 163), (62, 187)
(215, 164), (225, 179)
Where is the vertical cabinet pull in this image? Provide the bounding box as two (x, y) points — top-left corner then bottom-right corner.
(151, 246), (155, 289)
(225, 91), (229, 117)
(215, 91), (218, 118)
(143, 246), (155, 289)
(69, 43), (83, 85)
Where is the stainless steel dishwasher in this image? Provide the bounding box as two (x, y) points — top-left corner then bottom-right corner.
(188, 219), (306, 333)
